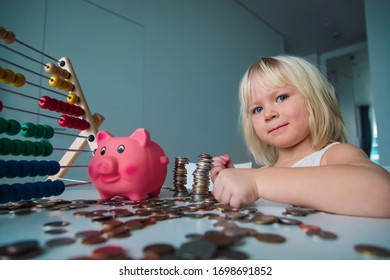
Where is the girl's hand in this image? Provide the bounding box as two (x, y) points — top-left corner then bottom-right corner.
(211, 154), (234, 182)
(212, 168), (260, 208)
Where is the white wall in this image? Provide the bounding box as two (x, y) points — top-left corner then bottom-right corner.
(0, 0), (284, 184)
(365, 0), (390, 165)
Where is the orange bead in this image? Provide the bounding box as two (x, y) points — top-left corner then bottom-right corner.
(64, 81), (74, 92)
(45, 63), (58, 75)
(67, 93), (79, 105)
(12, 73), (26, 87)
(0, 66), (4, 79)
(0, 69), (16, 83)
(3, 31), (16, 44)
(0, 26), (6, 40)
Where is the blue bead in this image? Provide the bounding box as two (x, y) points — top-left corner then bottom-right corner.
(52, 180), (65, 196)
(13, 183), (28, 200)
(19, 160), (30, 177)
(39, 161), (51, 176)
(0, 160), (6, 178)
(0, 184), (14, 204)
(49, 160), (61, 175)
(29, 160), (41, 177)
(6, 160), (21, 178)
(10, 183), (22, 202)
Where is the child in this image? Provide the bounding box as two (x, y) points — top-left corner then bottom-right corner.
(211, 55), (390, 218)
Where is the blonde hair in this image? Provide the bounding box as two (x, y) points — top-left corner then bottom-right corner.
(239, 55), (347, 166)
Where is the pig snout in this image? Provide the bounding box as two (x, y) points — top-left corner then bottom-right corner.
(95, 156), (118, 175)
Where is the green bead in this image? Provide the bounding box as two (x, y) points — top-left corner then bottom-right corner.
(20, 123), (37, 138)
(11, 139), (25, 156)
(33, 142), (45, 156)
(0, 138), (14, 155)
(34, 124), (46, 139)
(6, 119), (21, 136)
(43, 125), (54, 139)
(41, 142), (53, 157)
(0, 118), (8, 134)
(22, 140), (36, 156)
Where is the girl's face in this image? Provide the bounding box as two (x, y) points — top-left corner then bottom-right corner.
(249, 83), (312, 150)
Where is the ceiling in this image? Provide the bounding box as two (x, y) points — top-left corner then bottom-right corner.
(238, 0), (367, 56)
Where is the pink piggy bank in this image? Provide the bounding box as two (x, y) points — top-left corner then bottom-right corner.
(88, 128), (169, 201)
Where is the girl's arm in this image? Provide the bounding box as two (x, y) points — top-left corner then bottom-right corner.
(212, 144), (390, 218)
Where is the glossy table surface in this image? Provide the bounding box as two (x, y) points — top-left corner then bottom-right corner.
(0, 185), (389, 260)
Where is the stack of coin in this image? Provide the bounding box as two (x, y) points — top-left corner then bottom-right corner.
(172, 157), (190, 197)
(191, 154), (213, 202)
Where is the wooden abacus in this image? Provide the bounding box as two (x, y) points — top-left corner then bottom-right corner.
(0, 26), (104, 203)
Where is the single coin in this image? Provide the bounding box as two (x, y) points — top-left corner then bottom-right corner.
(45, 229), (67, 235)
(75, 230), (102, 239)
(45, 237), (75, 247)
(143, 243), (176, 258)
(217, 249), (249, 260)
(306, 229), (338, 240)
(82, 235), (107, 245)
(92, 245), (126, 259)
(277, 217), (302, 225)
(255, 233), (286, 243)
(177, 240), (217, 260)
(43, 221), (70, 227)
(251, 215), (278, 225)
(354, 244), (390, 257)
(202, 233), (236, 248)
(299, 224), (321, 231)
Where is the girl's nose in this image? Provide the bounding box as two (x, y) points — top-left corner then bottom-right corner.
(263, 106), (278, 121)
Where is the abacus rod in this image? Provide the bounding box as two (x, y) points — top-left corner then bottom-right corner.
(15, 39), (60, 63)
(53, 148), (92, 153)
(2, 104), (59, 120)
(0, 44), (47, 66)
(25, 81), (67, 97)
(64, 181), (92, 188)
(61, 165), (89, 168)
(55, 131), (92, 139)
(0, 87), (40, 101)
(0, 57), (50, 79)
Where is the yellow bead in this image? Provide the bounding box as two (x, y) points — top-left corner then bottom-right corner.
(12, 73), (26, 87)
(49, 75), (61, 88)
(67, 93), (79, 104)
(64, 81), (74, 92)
(0, 69), (16, 83)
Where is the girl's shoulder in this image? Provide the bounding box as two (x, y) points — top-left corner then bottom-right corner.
(321, 143), (371, 166)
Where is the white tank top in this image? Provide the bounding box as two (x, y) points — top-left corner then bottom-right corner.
(291, 142), (340, 167)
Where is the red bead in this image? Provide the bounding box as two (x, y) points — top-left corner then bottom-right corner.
(38, 96), (52, 109)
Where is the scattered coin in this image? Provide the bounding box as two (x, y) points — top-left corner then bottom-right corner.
(143, 243), (176, 259)
(45, 237), (75, 248)
(177, 240), (217, 260)
(255, 233), (286, 243)
(354, 244), (390, 258)
(306, 229), (338, 240)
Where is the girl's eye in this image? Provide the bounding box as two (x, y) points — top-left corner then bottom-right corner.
(252, 107), (263, 114)
(100, 146), (106, 155)
(276, 95), (289, 102)
(117, 145), (125, 154)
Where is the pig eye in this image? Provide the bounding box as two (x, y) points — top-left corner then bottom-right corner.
(100, 146), (106, 155)
(117, 145), (125, 154)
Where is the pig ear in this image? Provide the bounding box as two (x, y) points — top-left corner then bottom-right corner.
(130, 128), (151, 146)
(97, 130), (113, 142)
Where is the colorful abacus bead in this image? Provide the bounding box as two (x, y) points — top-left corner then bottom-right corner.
(12, 73), (26, 87)
(11, 139), (25, 156)
(38, 96), (52, 109)
(0, 69), (16, 83)
(20, 123), (37, 138)
(67, 93), (79, 104)
(0, 117), (8, 133)
(0, 138), (14, 155)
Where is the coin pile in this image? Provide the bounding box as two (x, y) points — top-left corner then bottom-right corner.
(172, 157), (190, 197)
(191, 153), (213, 202)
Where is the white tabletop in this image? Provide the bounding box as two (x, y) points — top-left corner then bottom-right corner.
(0, 185), (389, 260)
